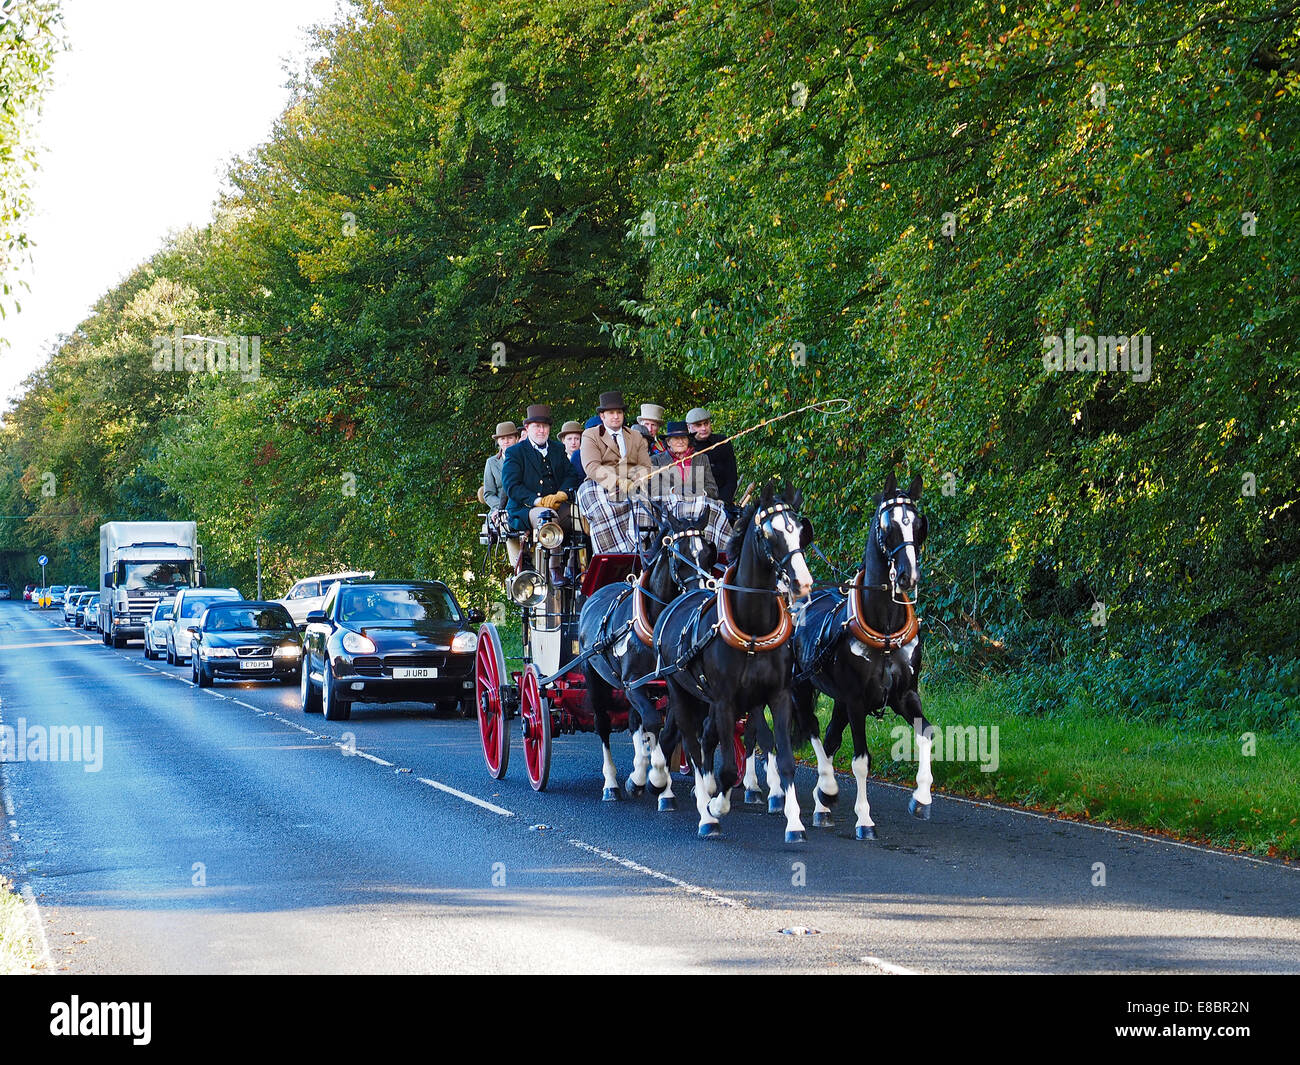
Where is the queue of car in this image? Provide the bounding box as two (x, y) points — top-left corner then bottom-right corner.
(29, 570), (482, 719)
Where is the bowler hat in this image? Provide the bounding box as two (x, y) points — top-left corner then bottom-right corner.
(493, 420), (519, 439)
(596, 391), (627, 413)
(523, 404), (552, 425)
(685, 407), (712, 424)
(663, 421), (690, 438)
(559, 420), (583, 436)
(639, 403), (665, 423)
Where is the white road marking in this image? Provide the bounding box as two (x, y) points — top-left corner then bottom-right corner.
(417, 777), (513, 817)
(861, 955), (917, 975)
(19, 884), (53, 971)
(348, 749), (394, 767)
(567, 838), (745, 909)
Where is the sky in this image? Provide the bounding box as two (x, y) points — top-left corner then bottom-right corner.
(0, 0), (344, 410)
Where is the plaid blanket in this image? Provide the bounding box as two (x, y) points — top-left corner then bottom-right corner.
(577, 481), (731, 555)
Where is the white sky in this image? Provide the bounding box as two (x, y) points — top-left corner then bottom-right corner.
(0, 0), (344, 410)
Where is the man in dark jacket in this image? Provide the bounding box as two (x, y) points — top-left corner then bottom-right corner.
(503, 404), (583, 585)
(685, 407), (738, 505)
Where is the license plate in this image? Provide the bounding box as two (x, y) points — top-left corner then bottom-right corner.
(240, 660), (274, 670)
(392, 667), (436, 679)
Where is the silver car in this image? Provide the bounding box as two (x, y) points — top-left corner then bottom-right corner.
(276, 571), (374, 627)
(143, 599), (176, 660)
(166, 588), (243, 665)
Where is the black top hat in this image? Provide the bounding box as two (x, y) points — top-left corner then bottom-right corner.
(523, 404), (553, 425)
(596, 391), (627, 413)
(662, 421), (690, 438)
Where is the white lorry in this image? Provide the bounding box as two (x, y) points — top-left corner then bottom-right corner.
(99, 522), (205, 648)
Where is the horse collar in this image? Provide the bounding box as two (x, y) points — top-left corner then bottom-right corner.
(717, 565), (793, 654)
(845, 569), (918, 652)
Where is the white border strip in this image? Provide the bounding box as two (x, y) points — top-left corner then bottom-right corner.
(418, 777), (513, 817)
(19, 883), (53, 972)
(568, 838), (745, 909)
(861, 955), (917, 975)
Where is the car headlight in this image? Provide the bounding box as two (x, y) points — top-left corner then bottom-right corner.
(450, 631), (478, 654)
(341, 631), (376, 655)
(205, 646), (236, 658)
(275, 644), (301, 658)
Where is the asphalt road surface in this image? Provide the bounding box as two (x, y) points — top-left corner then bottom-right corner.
(1, 600), (1297, 974)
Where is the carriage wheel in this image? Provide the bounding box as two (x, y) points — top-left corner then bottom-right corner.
(519, 664), (552, 792)
(475, 623), (510, 779)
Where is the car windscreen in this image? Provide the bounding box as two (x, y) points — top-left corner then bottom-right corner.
(204, 606), (294, 632)
(338, 586), (459, 624)
(117, 561), (194, 592)
(153, 602), (174, 619)
(180, 594), (238, 618)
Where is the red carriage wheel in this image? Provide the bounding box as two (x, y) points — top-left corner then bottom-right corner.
(519, 664), (552, 792)
(475, 623), (510, 779)
(733, 717), (747, 785)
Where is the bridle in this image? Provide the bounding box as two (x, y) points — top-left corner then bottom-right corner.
(752, 502), (809, 609)
(660, 526), (712, 592)
(872, 494), (925, 606)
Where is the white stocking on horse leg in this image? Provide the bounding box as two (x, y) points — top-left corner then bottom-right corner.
(810, 737), (839, 809)
(910, 727), (933, 819)
(742, 747), (761, 795)
(852, 754), (876, 840)
(783, 781), (805, 842)
(647, 733), (670, 791)
(694, 768), (720, 837)
(626, 727), (649, 791)
(600, 744), (620, 799)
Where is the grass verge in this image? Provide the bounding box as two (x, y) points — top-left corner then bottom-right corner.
(0, 874), (43, 973)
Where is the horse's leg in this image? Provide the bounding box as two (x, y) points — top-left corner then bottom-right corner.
(902, 690), (934, 820)
(770, 687), (805, 843)
(649, 702), (677, 810)
(673, 689), (718, 838)
(741, 712), (764, 803)
(706, 700), (738, 822)
(588, 668), (622, 801)
(764, 707), (785, 814)
(847, 704), (876, 840)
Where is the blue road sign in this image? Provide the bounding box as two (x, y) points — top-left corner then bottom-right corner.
(37, 555), (48, 567)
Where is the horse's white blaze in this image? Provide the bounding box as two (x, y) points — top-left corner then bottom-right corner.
(774, 513), (812, 597)
(784, 781), (805, 835)
(628, 727), (649, 787)
(601, 744), (620, 791)
(648, 733), (670, 791)
(694, 768), (718, 828)
(852, 754), (874, 828)
(913, 727), (933, 806)
(765, 746), (784, 797)
(893, 503), (918, 582)
(742, 747), (761, 792)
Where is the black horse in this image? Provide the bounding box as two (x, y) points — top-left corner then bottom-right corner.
(652, 483), (814, 841)
(578, 504), (716, 809)
(791, 471), (933, 839)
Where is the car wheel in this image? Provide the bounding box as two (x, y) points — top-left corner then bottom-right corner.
(321, 660), (351, 722)
(300, 654), (322, 713)
(193, 656), (212, 688)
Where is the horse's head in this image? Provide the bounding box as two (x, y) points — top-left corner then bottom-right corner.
(649, 505), (716, 592)
(743, 481), (814, 601)
(867, 471), (927, 596)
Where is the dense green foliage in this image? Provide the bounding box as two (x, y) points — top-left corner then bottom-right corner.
(2, 1), (1297, 721)
(0, 0), (62, 319)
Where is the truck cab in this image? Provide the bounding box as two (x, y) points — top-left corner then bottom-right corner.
(99, 522), (203, 648)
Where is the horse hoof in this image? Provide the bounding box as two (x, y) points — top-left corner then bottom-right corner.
(602, 787), (622, 802)
(657, 795), (676, 813)
(856, 825), (877, 841)
(744, 789), (764, 805)
(908, 797), (931, 820)
(814, 786), (839, 808)
(767, 796), (783, 815)
(625, 780), (646, 797)
(698, 822), (721, 839)
(813, 811), (835, 828)
(785, 830), (807, 844)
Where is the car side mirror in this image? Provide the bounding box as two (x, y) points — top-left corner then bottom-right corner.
(305, 610), (328, 625)
(466, 608), (485, 624)
(186, 625), (200, 634)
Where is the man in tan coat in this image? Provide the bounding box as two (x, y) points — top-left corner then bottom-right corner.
(577, 391), (653, 554)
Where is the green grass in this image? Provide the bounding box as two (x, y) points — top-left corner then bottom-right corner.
(0, 875), (42, 974)
(794, 678), (1300, 860)
(486, 614), (1298, 859)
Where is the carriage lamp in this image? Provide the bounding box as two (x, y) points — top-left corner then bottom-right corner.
(537, 521), (565, 550)
(342, 631), (378, 654)
(450, 631), (478, 654)
(507, 570), (547, 607)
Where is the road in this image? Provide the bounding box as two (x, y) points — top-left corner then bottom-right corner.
(1, 600), (1297, 974)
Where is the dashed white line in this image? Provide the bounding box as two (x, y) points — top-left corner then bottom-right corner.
(861, 955), (918, 975)
(567, 838), (745, 909)
(417, 777), (513, 817)
(348, 749), (394, 767)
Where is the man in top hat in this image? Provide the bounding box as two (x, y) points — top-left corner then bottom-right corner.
(481, 419), (521, 563)
(685, 406), (738, 505)
(503, 404), (583, 585)
(559, 420), (585, 480)
(577, 390), (653, 554)
(636, 402), (667, 456)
